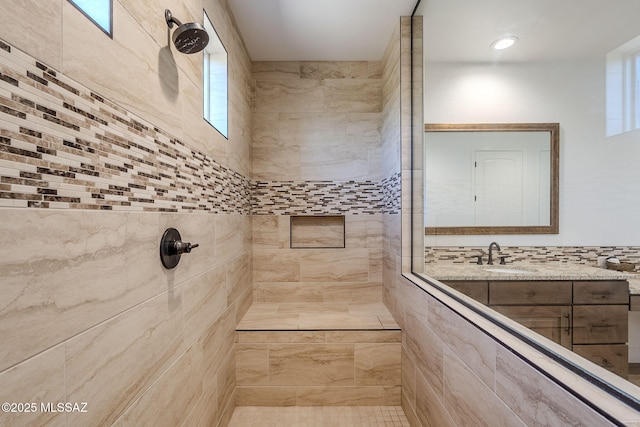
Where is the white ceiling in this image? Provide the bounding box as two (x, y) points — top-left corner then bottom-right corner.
(419, 0), (640, 62)
(227, 0), (416, 61)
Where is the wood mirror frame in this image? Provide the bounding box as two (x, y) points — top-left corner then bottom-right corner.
(424, 122), (559, 235)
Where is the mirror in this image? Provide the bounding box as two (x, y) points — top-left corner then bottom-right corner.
(412, 0), (640, 399)
(425, 123), (559, 234)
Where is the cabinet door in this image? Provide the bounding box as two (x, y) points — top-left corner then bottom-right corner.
(491, 305), (572, 349)
(573, 305), (628, 344)
(573, 344), (628, 379)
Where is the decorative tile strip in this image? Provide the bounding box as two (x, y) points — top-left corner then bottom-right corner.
(251, 180), (386, 215)
(426, 246), (640, 272)
(381, 171), (401, 214)
(0, 38), (251, 213)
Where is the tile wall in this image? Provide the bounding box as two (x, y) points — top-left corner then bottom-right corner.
(251, 61), (400, 304)
(0, 1), (252, 426)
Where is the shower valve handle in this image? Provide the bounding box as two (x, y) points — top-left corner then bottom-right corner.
(171, 240), (199, 255)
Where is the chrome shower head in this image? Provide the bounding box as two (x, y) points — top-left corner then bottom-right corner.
(165, 9), (210, 54)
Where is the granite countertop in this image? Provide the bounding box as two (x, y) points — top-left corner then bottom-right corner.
(425, 262), (640, 295)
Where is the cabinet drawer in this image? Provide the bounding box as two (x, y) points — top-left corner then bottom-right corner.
(489, 281), (571, 305)
(443, 281), (488, 304)
(573, 281), (628, 304)
(572, 305), (628, 344)
(573, 344), (628, 378)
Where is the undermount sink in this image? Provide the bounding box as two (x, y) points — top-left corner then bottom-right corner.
(484, 267), (534, 275)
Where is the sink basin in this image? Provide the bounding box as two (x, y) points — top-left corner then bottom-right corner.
(484, 267), (534, 275)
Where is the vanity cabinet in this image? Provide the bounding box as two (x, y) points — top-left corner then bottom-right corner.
(441, 279), (629, 378)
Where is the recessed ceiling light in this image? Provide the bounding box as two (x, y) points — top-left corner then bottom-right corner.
(491, 36), (519, 50)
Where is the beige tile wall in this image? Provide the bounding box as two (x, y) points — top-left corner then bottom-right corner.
(0, 1), (253, 426)
(236, 330), (401, 406)
(251, 61), (389, 303)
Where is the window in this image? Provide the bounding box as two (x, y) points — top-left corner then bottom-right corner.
(606, 35), (640, 136)
(203, 10), (228, 138)
(67, 0), (112, 36)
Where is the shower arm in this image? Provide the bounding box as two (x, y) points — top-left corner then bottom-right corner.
(165, 9), (183, 29)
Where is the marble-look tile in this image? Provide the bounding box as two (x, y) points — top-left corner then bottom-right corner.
(237, 331), (326, 344)
(295, 386), (384, 406)
(322, 79), (382, 113)
(252, 61), (300, 80)
(345, 214), (383, 248)
(216, 349), (237, 423)
(299, 249), (369, 282)
(254, 80), (324, 113)
(322, 282), (382, 303)
(354, 343), (401, 386)
(226, 254), (252, 306)
(443, 348), (526, 427)
(415, 369), (456, 427)
(299, 144), (369, 181)
(404, 312), (444, 396)
(290, 215), (344, 248)
(254, 282), (324, 302)
(181, 375), (219, 427)
(325, 330), (401, 343)
(0, 344), (66, 427)
(215, 214), (244, 265)
(278, 113), (347, 147)
(236, 311), (300, 330)
(495, 346), (616, 426)
(0, 209), (159, 372)
(65, 292), (184, 427)
(200, 305), (237, 393)
(300, 62), (370, 79)
(236, 386), (297, 406)
(0, 0), (62, 69)
(182, 266), (227, 346)
(252, 145), (301, 180)
(298, 312), (382, 330)
(252, 215), (290, 249)
(236, 344), (269, 385)
(383, 385), (402, 405)
(269, 344), (354, 386)
(253, 249), (300, 282)
(122, 344), (201, 427)
(346, 113), (382, 146)
(401, 350), (417, 410)
(252, 113), (279, 150)
(428, 297), (496, 389)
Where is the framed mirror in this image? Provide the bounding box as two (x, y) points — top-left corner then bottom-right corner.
(425, 122), (559, 235)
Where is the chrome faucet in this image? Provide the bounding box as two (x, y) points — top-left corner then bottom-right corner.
(487, 242), (501, 265)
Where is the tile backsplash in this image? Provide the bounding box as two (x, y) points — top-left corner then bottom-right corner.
(426, 245), (640, 271)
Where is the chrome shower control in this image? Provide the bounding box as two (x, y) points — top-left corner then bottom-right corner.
(160, 228), (199, 269)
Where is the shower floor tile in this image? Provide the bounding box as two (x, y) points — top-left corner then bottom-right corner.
(227, 406), (410, 426)
(236, 302), (399, 331)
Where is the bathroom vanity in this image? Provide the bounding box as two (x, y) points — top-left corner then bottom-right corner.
(427, 263), (633, 378)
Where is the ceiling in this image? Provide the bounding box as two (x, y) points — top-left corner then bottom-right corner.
(227, 0), (416, 61)
(419, 0), (640, 62)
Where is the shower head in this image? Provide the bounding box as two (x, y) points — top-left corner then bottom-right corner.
(165, 9), (209, 54)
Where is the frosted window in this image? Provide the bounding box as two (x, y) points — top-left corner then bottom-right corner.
(203, 10), (228, 138)
(68, 0), (112, 36)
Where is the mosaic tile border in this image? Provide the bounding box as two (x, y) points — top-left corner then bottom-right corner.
(426, 246), (640, 272)
(0, 38), (251, 213)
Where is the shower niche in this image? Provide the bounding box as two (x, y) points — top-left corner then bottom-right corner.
(290, 215), (345, 249)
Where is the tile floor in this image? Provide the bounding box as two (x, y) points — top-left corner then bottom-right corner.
(227, 406), (410, 426)
(236, 302), (399, 331)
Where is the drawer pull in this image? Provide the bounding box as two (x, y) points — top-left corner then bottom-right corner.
(564, 313), (571, 334)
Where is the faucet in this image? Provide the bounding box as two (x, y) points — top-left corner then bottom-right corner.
(487, 242), (501, 265)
